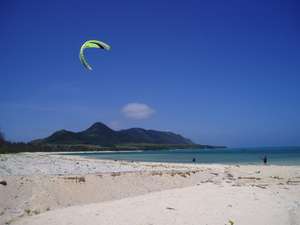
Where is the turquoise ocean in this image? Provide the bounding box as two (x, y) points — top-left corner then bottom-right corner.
(64, 147), (300, 165)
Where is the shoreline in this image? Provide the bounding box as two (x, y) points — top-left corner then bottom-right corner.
(1, 152), (300, 176)
(56, 148), (300, 167)
(1, 152), (300, 225)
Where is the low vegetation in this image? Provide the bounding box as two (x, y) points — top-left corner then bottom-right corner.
(0, 141), (55, 154)
(0, 142), (208, 154)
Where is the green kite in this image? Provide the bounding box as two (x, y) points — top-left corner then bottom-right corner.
(79, 40), (111, 71)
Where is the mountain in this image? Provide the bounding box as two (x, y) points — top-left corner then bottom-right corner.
(32, 122), (195, 146)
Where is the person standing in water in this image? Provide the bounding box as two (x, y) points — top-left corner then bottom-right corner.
(262, 155), (267, 165)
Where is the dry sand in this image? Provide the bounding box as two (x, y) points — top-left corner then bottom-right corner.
(12, 184), (300, 225)
(1, 152), (300, 225)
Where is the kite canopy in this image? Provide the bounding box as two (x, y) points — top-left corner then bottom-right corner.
(79, 40), (111, 70)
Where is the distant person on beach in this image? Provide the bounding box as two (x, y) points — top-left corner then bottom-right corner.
(262, 155), (267, 165)
(192, 158), (196, 162)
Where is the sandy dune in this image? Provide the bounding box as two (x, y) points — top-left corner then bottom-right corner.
(1, 153), (300, 225)
(12, 184), (300, 225)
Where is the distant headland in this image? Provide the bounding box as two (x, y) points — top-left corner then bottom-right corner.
(0, 122), (226, 153)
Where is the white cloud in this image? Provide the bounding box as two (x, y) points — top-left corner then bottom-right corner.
(121, 103), (155, 120)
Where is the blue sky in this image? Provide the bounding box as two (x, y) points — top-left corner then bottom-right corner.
(0, 0), (299, 147)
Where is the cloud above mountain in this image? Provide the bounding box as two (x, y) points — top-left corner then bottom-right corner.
(121, 103), (155, 120)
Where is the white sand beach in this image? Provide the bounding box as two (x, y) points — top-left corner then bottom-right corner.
(1, 153), (300, 225)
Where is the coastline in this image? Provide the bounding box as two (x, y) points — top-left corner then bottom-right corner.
(1, 152), (300, 225)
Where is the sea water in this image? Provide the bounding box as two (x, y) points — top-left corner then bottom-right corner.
(65, 147), (300, 165)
